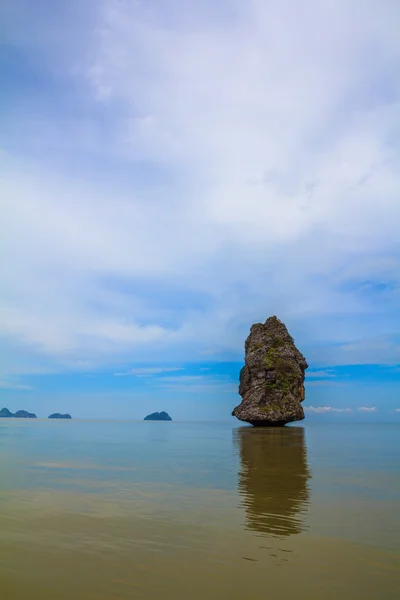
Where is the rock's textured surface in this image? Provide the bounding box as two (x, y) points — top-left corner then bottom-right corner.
(48, 413), (72, 419)
(232, 316), (308, 426)
(144, 411), (172, 421)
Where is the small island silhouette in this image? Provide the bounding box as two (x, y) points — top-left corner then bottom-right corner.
(48, 413), (72, 419)
(0, 408), (72, 419)
(144, 411), (172, 421)
(0, 407), (37, 418)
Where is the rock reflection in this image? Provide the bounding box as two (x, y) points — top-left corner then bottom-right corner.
(235, 426), (311, 538)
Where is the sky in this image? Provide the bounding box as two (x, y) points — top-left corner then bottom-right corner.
(1, 0), (400, 420)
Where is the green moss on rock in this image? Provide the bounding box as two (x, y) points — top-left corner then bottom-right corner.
(251, 341), (265, 352)
(264, 348), (297, 390)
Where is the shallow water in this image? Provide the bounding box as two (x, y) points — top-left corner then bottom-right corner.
(1, 420), (399, 599)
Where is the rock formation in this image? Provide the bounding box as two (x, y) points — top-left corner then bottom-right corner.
(14, 410), (37, 418)
(0, 407), (14, 418)
(232, 316), (308, 426)
(0, 408), (37, 418)
(48, 413), (72, 419)
(144, 411), (172, 421)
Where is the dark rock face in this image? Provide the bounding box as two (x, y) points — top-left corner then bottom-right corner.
(48, 413), (72, 419)
(13, 410), (37, 418)
(232, 316), (308, 426)
(144, 411), (172, 421)
(0, 407), (14, 418)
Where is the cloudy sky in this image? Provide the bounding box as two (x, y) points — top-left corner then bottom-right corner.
(1, 0), (400, 419)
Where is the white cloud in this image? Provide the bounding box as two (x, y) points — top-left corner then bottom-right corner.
(395, 408), (400, 413)
(1, 0), (400, 375)
(0, 378), (33, 391)
(113, 370), (238, 393)
(115, 367), (184, 377)
(306, 381), (346, 388)
(155, 374), (237, 394)
(357, 406), (377, 412)
(304, 405), (353, 413)
(157, 375), (210, 384)
(306, 370), (336, 378)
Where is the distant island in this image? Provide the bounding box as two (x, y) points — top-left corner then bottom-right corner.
(144, 411), (172, 421)
(0, 407), (37, 419)
(48, 413), (72, 419)
(0, 407), (72, 419)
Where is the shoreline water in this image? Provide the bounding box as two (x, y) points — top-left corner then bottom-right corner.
(1, 420), (399, 599)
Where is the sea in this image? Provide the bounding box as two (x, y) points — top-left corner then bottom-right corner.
(1, 419), (399, 599)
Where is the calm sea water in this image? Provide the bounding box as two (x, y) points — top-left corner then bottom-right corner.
(1, 420), (399, 599)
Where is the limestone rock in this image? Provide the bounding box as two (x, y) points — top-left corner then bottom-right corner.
(232, 316), (308, 426)
(0, 407), (14, 418)
(144, 411), (172, 421)
(48, 413), (72, 419)
(0, 407), (37, 418)
(13, 410), (37, 418)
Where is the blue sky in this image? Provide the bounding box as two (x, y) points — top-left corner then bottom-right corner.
(1, 0), (400, 419)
